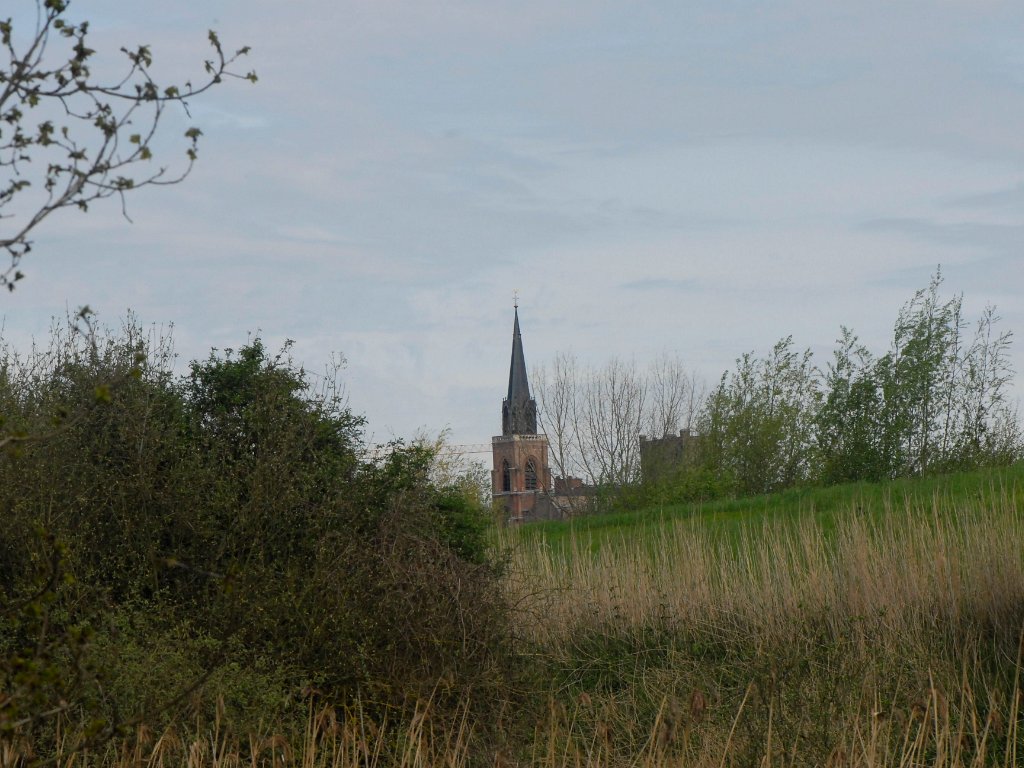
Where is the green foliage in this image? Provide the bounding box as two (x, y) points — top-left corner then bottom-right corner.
(0, 535), (93, 744)
(815, 328), (889, 483)
(432, 486), (491, 565)
(84, 605), (297, 735)
(821, 269), (1022, 482)
(698, 336), (820, 496)
(681, 269), (1022, 500)
(611, 465), (731, 513)
(883, 269), (963, 475)
(0, 316), (514, 755)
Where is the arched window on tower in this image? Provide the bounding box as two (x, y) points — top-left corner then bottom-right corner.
(502, 460), (511, 492)
(524, 459), (538, 491)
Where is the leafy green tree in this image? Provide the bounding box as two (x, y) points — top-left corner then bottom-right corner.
(952, 305), (1021, 467)
(184, 339), (363, 573)
(815, 328), (887, 483)
(885, 269), (963, 474)
(699, 337), (819, 496)
(693, 270), (1020, 496)
(816, 269), (1020, 483)
(870, 269), (1020, 476)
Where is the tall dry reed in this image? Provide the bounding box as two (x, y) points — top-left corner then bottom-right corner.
(7, 491), (1023, 766)
(21, 680), (1023, 768)
(505, 491), (1024, 655)
(498, 489), (1024, 765)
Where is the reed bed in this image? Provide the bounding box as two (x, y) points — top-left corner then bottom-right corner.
(6, 489), (1024, 766)
(18, 681), (1023, 768)
(496, 488), (1024, 765)
(505, 490), (1024, 653)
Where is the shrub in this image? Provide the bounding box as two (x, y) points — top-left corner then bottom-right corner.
(0, 317), (515, 753)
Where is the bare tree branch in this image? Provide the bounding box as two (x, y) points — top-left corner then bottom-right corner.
(0, 1), (255, 289)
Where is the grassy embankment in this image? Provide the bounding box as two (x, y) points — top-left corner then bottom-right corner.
(512, 462), (1024, 551)
(495, 461), (1024, 766)
(12, 463), (1024, 767)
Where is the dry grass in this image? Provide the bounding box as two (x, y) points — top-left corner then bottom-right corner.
(15, 680), (1021, 768)
(6, 489), (1024, 766)
(504, 490), (1024, 653)
(496, 488), (1024, 766)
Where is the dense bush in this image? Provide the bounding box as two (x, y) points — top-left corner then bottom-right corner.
(0, 316), (512, 745)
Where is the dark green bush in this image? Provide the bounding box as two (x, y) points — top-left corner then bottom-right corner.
(0, 317), (513, 744)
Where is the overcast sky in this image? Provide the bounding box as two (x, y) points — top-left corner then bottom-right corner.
(3, 0), (1023, 450)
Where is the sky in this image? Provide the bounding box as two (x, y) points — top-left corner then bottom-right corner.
(3, 0), (1023, 450)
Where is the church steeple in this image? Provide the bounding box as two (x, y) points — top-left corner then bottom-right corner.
(492, 298), (552, 521)
(502, 305), (538, 435)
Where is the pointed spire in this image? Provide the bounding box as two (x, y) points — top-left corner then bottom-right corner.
(507, 308), (531, 402)
(502, 305), (538, 435)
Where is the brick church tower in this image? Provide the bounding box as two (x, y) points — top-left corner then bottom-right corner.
(492, 304), (552, 522)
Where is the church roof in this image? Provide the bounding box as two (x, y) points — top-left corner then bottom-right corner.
(502, 305), (538, 436)
(507, 307), (531, 404)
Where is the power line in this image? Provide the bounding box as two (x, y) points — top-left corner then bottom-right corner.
(366, 443), (492, 456)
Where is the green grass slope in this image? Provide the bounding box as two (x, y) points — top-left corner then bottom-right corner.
(512, 461), (1024, 552)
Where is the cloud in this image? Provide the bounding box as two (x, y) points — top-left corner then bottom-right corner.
(946, 182), (1024, 211)
(620, 278), (699, 293)
(6, 0), (1024, 446)
(861, 217), (1024, 257)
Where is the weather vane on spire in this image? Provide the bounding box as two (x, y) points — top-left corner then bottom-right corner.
(513, 289), (519, 309)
